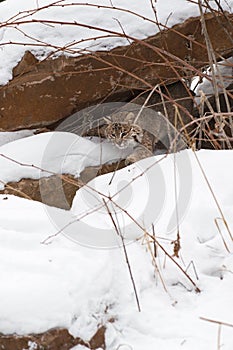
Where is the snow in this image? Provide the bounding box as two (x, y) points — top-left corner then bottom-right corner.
(0, 0), (233, 84)
(0, 130), (35, 147)
(0, 1), (233, 349)
(0, 143), (233, 348)
(0, 131), (134, 189)
(70, 151), (192, 247)
(194, 57), (233, 103)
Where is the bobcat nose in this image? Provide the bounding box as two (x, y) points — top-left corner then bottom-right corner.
(116, 140), (128, 149)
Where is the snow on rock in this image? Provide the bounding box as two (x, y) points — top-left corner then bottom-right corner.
(0, 131), (133, 189)
(0, 130), (36, 147)
(0, 0), (233, 84)
(195, 57), (233, 103)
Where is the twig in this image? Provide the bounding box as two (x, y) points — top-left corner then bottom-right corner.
(217, 324), (222, 350)
(103, 198), (141, 312)
(0, 179), (32, 200)
(152, 224), (157, 258)
(113, 17), (131, 45)
(185, 260), (199, 280)
(200, 316), (233, 328)
(133, 84), (159, 124)
(110, 199), (201, 293)
(214, 217), (231, 253)
(142, 230), (169, 293)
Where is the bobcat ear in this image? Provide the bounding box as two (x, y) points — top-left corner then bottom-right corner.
(125, 112), (135, 123)
(103, 116), (112, 124)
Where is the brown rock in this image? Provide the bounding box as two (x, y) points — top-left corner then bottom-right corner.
(0, 160), (126, 209)
(0, 326), (106, 350)
(0, 13), (233, 131)
(89, 326), (106, 350)
(12, 51), (39, 78)
(0, 175), (81, 210)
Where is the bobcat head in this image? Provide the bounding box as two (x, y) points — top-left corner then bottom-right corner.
(102, 111), (142, 149)
(104, 121), (143, 149)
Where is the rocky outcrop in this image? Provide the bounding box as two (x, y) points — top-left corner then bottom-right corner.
(12, 51), (39, 78)
(0, 160), (126, 209)
(0, 175), (82, 210)
(0, 12), (233, 131)
(0, 326), (106, 350)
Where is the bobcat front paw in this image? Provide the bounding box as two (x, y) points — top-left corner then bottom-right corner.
(125, 154), (140, 165)
(125, 147), (153, 165)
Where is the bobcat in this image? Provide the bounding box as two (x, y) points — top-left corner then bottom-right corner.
(85, 111), (157, 164)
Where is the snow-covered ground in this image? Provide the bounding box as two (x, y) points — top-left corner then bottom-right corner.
(0, 0), (233, 85)
(0, 142), (233, 349)
(0, 1), (233, 349)
(0, 128), (233, 349)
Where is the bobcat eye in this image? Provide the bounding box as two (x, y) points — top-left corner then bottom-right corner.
(121, 132), (127, 137)
(111, 133), (116, 137)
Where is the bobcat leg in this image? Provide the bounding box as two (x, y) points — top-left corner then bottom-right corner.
(125, 145), (153, 165)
